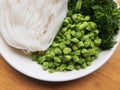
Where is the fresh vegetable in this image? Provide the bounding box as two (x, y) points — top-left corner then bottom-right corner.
(31, 0), (119, 73)
(68, 0), (120, 50)
(32, 13), (102, 73)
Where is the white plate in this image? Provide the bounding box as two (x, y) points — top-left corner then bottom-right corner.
(0, 0), (120, 82)
(0, 30), (120, 82)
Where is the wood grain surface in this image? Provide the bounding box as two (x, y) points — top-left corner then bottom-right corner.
(0, 43), (120, 90)
(118, 0), (120, 5)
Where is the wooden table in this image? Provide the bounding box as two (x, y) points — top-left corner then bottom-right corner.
(0, 43), (120, 90)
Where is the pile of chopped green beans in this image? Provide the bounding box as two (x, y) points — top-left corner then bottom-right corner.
(31, 13), (102, 73)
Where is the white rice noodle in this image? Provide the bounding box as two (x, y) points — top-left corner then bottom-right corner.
(0, 0), (68, 52)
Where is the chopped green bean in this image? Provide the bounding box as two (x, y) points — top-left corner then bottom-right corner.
(49, 62), (55, 68)
(70, 24), (76, 29)
(52, 42), (59, 47)
(72, 45), (78, 51)
(81, 48), (89, 57)
(54, 57), (61, 63)
(73, 56), (80, 62)
(54, 62), (60, 66)
(63, 47), (72, 54)
(76, 31), (82, 38)
(78, 58), (85, 64)
(71, 30), (76, 36)
(64, 55), (72, 61)
(78, 41), (84, 48)
(89, 22), (97, 29)
(71, 38), (79, 43)
(84, 39), (91, 48)
(63, 17), (72, 26)
(43, 62), (49, 70)
(58, 64), (66, 71)
(72, 14), (84, 23)
(85, 16), (90, 21)
(94, 38), (102, 46)
(54, 48), (62, 55)
(81, 35), (89, 41)
(94, 30), (99, 36)
(61, 27), (68, 33)
(71, 50), (81, 56)
(59, 43), (66, 49)
(37, 56), (46, 64)
(66, 65), (74, 71)
(86, 62), (92, 66)
(75, 65), (81, 70)
(49, 69), (55, 73)
(81, 63), (87, 69)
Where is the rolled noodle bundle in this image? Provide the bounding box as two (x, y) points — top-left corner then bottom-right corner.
(0, 0), (68, 52)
